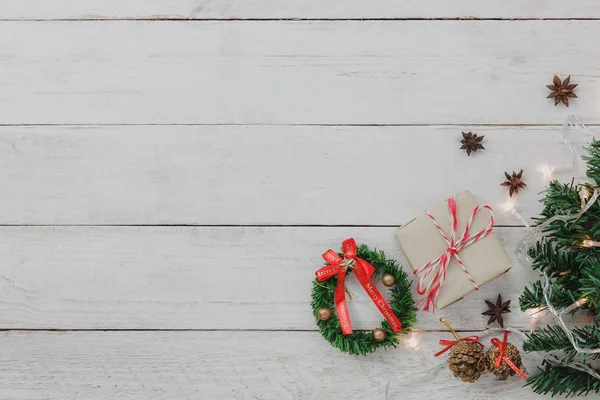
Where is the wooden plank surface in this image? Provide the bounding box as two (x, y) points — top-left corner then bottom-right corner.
(0, 225), (561, 330)
(1, 5), (595, 399)
(0, 330), (540, 400)
(2, 0), (600, 20)
(1, 21), (599, 125)
(0, 125), (576, 225)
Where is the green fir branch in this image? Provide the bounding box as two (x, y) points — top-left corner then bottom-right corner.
(519, 280), (578, 311)
(580, 265), (600, 313)
(524, 321), (600, 364)
(526, 362), (600, 397)
(585, 140), (600, 186)
(519, 139), (600, 396)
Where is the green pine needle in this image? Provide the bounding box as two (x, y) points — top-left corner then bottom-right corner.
(519, 139), (600, 396)
(526, 362), (600, 397)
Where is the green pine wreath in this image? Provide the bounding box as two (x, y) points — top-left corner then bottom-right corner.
(311, 243), (417, 355)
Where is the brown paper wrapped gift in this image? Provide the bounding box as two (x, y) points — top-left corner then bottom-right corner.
(395, 191), (512, 310)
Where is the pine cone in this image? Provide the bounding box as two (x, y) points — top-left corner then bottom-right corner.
(484, 343), (524, 380)
(448, 341), (486, 382)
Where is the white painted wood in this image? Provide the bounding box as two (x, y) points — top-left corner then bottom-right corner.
(2, 0), (600, 19)
(1, 225), (584, 331)
(0, 125), (576, 225)
(0, 330), (546, 399)
(1, 21), (599, 125)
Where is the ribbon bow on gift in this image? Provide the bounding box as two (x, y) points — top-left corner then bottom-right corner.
(315, 238), (402, 335)
(490, 331), (527, 380)
(414, 197), (495, 311)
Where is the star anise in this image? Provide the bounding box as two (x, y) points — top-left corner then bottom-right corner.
(460, 131), (485, 156)
(501, 170), (526, 197)
(482, 294), (511, 329)
(547, 75), (578, 107)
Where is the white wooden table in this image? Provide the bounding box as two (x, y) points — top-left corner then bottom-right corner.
(1, 2), (599, 399)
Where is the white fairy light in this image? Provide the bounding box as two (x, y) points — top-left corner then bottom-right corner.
(579, 185), (591, 209)
(528, 307), (543, 321)
(407, 332), (419, 350)
(502, 199), (515, 212)
(511, 116), (600, 383)
(559, 297), (590, 316)
(579, 186), (591, 201)
(581, 238), (600, 248)
(538, 164), (555, 179)
(502, 199), (531, 228)
(575, 297), (589, 307)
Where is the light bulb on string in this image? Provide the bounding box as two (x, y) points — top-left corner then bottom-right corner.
(528, 307), (545, 332)
(559, 297), (590, 316)
(580, 238), (600, 248)
(407, 332), (419, 350)
(538, 164), (555, 180)
(578, 185), (592, 209)
(579, 186), (591, 201)
(502, 198), (531, 228)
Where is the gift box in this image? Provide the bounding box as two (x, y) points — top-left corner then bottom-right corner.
(395, 191), (512, 310)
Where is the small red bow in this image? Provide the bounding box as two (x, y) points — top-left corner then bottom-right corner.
(315, 238), (402, 335)
(434, 336), (480, 357)
(490, 331), (527, 380)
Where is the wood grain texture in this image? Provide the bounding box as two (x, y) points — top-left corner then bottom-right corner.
(0, 330), (542, 400)
(1, 21), (599, 125)
(3, 0), (600, 19)
(0, 225), (582, 331)
(0, 125), (576, 225)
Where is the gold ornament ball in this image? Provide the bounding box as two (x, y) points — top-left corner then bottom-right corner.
(373, 328), (387, 342)
(382, 273), (396, 287)
(317, 307), (333, 321)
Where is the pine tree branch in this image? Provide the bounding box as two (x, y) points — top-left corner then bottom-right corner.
(524, 321), (600, 364)
(519, 140), (600, 396)
(519, 280), (578, 311)
(585, 140), (600, 186)
(527, 361), (600, 397)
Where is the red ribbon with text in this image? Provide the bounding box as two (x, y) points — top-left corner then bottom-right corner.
(434, 336), (480, 357)
(490, 331), (527, 380)
(315, 238), (402, 335)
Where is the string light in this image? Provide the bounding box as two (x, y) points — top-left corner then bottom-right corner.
(538, 164), (555, 179)
(580, 238), (600, 248)
(579, 186), (591, 201)
(528, 307), (544, 321)
(514, 117), (600, 383)
(502, 199), (531, 228)
(527, 307), (545, 332)
(559, 297), (590, 316)
(407, 332), (419, 350)
(575, 297), (589, 307)
(579, 185), (591, 209)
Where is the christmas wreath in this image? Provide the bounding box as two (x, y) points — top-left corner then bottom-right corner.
(311, 238), (417, 355)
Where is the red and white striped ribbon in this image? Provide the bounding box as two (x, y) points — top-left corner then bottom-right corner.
(414, 197), (495, 312)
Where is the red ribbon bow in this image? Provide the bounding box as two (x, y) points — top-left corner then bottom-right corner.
(434, 336), (480, 357)
(490, 331), (527, 380)
(315, 238), (402, 335)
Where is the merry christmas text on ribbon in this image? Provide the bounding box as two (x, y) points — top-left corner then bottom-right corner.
(315, 238), (402, 335)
